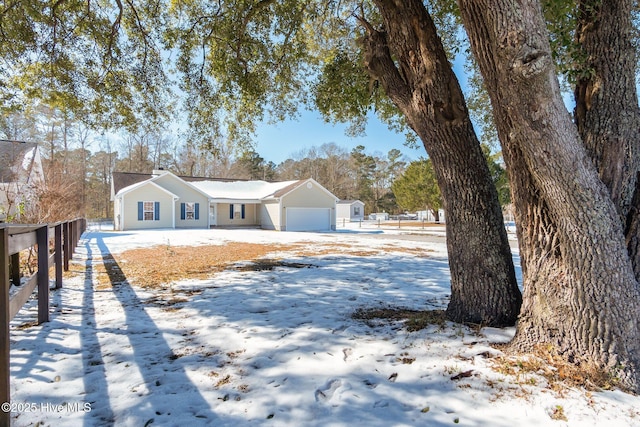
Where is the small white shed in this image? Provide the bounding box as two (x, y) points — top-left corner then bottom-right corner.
(337, 200), (365, 222)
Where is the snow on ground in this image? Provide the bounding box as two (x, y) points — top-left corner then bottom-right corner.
(8, 226), (640, 426)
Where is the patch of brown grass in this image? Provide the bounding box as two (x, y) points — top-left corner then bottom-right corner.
(397, 352), (416, 364)
(549, 405), (568, 421)
(352, 307), (446, 331)
(215, 374), (231, 388)
(491, 344), (622, 393)
(298, 245), (432, 258)
(111, 241), (433, 289)
(70, 239), (436, 294)
(16, 321), (38, 330)
(233, 259), (315, 271)
(171, 346), (219, 360)
(293, 246), (379, 257)
(92, 259), (119, 290)
(382, 245), (434, 257)
(116, 242), (300, 289)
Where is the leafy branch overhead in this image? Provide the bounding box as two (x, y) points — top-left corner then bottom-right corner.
(0, 0), (173, 131)
(2, 1), (421, 151)
(2, 0), (639, 151)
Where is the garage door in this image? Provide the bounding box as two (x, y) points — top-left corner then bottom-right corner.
(286, 208), (331, 231)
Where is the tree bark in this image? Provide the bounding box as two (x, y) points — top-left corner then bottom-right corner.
(433, 209), (440, 223)
(458, 0), (640, 391)
(363, 0), (522, 326)
(573, 0), (640, 278)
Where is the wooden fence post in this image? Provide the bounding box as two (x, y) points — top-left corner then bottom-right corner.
(69, 221), (75, 256)
(9, 253), (19, 287)
(54, 224), (62, 289)
(36, 226), (49, 324)
(0, 227), (10, 427)
(63, 222), (70, 271)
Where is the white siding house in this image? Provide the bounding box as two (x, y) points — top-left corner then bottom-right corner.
(112, 171), (338, 231)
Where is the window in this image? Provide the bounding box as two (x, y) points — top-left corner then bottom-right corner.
(180, 202), (200, 220)
(229, 203), (245, 219)
(138, 201), (159, 221)
(143, 202), (155, 220)
(354, 206), (361, 215)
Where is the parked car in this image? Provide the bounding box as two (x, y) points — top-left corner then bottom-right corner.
(397, 213), (418, 220)
(368, 212), (389, 220)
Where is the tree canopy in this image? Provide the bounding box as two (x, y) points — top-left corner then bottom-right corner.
(0, 0), (172, 131)
(391, 159), (442, 216)
(0, 1), (422, 151)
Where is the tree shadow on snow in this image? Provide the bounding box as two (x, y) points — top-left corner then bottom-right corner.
(80, 240), (116, 426)
(155, 250), (526, 426)
(89, 234), (221, 425)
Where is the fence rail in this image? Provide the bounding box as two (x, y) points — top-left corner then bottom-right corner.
(0, 218), (86, 427)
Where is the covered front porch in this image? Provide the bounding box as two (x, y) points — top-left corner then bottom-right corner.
(208, 201), (261, 228)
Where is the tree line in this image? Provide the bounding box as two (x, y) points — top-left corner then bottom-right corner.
(3, 108), (510, 222)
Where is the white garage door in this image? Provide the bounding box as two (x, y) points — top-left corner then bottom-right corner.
(286, 208), (331, 231)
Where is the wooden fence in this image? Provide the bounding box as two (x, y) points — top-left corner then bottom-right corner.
(0, 218), (86, 426)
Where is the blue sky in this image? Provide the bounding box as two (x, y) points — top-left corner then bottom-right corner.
(254, 110), (425, 164)
(254, 46), (471, 166)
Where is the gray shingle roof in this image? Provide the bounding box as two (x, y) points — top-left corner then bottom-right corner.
(111, 172), (153, 194)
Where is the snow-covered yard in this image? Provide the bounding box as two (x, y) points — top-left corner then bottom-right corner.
(8, 227), (640, 426)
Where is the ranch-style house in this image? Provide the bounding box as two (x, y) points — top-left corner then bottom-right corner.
(111, 170), (338, 232)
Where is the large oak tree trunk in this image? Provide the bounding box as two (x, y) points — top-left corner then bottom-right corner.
(363, 0), (521, 326)
(573, 0), (640, 278)
(458, 0), (640, 391)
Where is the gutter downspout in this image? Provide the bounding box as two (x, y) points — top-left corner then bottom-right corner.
(120, 194), (125, 231)
(208, 198), (212, 228)
(172, 197), (178, 229)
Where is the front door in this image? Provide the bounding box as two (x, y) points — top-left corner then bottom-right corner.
(209, 204), (216, 227)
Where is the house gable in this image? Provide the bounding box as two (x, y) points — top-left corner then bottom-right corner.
(0, 140), (42, 184)
(151, 173), (210, 228)
(113, 172), (212, 230)
(116, 181), (178, 230)
(0, 140), (45, 221)
(150, 172), (212, 201)
(278, 179), (338, 207)
(274, 179), (338, 231)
